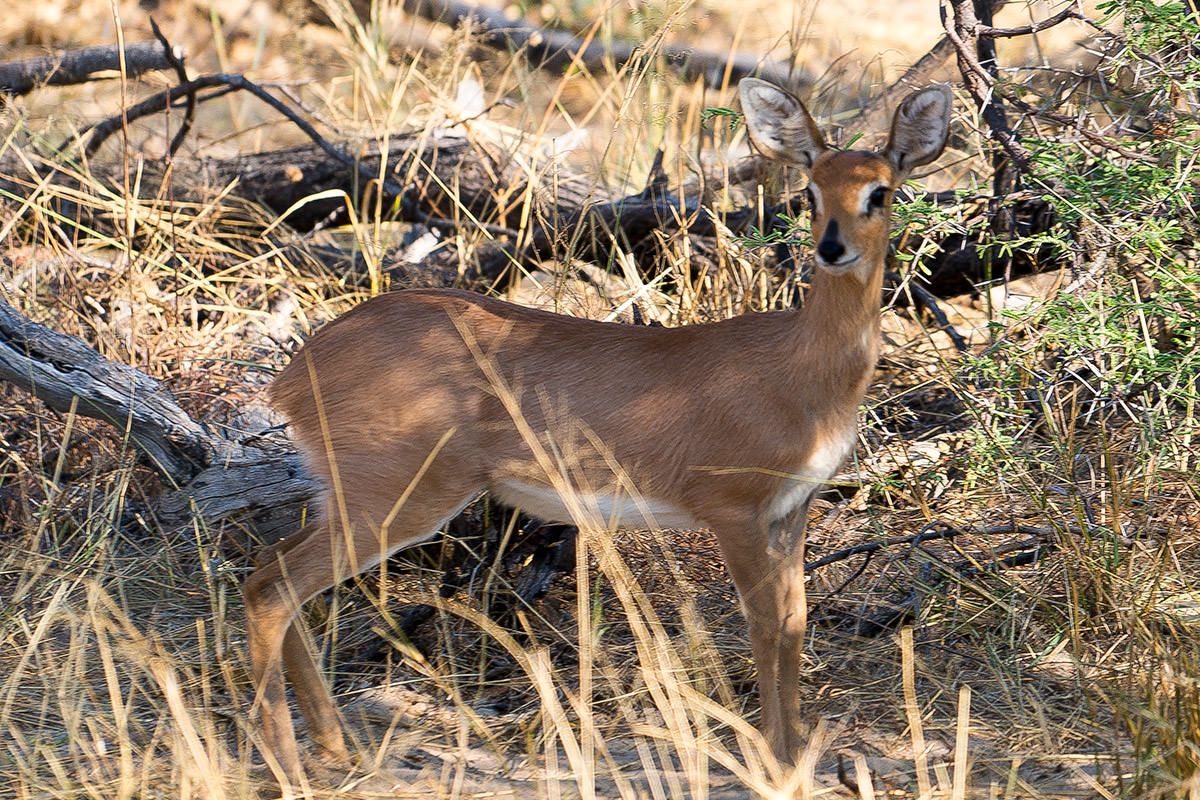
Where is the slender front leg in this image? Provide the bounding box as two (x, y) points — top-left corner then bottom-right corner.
(772, 499), (812, 761)
(713, 522), (790, 758)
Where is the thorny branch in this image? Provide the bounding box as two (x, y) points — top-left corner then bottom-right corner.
(942, 0), (1159, 183)
(943, 0), (1035, 178)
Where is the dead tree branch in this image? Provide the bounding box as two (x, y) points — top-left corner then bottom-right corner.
(394, 0), (809, 89)
(884, 271), (968, 351)
(0, 295), (316, 536)
(0, 42), (180, 96)
(977, 6), (1083, 39)
(806, 521), (1076, 571)
(79, 73), (399, 199)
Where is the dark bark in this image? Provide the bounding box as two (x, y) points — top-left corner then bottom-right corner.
(0, 130), (1057, 298)
(944, 0), (1036, 177)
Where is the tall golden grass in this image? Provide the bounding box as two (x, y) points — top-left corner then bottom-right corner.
(2, 0), (1198, 797)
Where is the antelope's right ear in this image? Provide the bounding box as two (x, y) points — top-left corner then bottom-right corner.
(738, 78), (827, 170)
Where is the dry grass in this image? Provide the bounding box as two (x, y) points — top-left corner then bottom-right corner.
(2, 0), (1199, 797)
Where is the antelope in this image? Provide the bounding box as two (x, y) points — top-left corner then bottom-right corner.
(245, 77), (952, 788)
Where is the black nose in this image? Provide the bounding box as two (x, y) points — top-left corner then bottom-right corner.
(816, 219), (845, 263)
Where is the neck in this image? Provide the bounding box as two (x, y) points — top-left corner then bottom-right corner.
(805, 258), (884, 345)
(792, 257), (885, 405)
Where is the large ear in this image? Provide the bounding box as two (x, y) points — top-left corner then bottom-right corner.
(884, 85), (953, 178)
(738, 78), (827, 170)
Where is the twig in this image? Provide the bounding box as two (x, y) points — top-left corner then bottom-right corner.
(806, 521), (1085, 635)
(977, 6), (1083, 39)
(148, 18), (194, 159)
(806, 521), (1076, 571)
(75, 73), (417, 216)
(885, 270), (969, 351)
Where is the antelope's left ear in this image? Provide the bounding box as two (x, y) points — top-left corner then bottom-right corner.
(884, 85), (953, 179)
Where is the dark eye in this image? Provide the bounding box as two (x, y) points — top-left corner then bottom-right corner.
(868, 187), (888, 209)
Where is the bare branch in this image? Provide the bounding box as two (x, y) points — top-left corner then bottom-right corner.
(148, 18), (196, 159)
(0, 295), (319, 535)
(806, 520), (1079, 572)
(942, 0), (1037, 176)
(74, 72), (419, 211)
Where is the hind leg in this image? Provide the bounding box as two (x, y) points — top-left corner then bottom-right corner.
(245, 522), (343, 788)
(244, 489), (481, 789)
(252, 525), (351, 762)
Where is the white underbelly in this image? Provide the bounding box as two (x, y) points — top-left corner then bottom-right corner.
(491, 480), (700, 531)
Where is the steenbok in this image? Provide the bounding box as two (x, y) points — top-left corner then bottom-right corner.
(245, 77), (952, 787)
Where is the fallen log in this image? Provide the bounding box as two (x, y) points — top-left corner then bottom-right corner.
(0, 294), (314, 537)
(344, 0), (812, 90)
(0, 51), (1058, 297)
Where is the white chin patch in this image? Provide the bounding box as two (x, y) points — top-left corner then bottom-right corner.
(819, 254), (859, 272)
